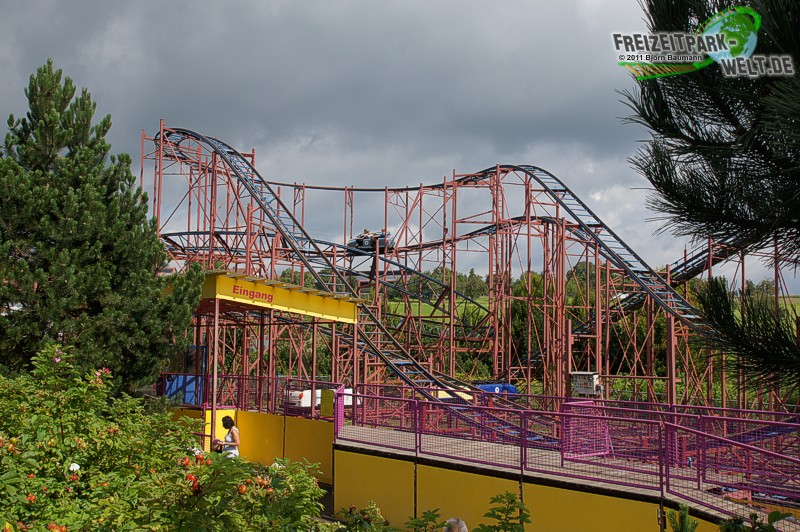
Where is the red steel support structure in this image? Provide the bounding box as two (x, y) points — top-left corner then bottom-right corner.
(143, 122), (799, 411)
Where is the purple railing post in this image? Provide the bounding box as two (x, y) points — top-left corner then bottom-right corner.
(268, 377), (275, 413)
(698, 416), (705, 488)
(560, 412), (566, 468)
(415, 400), (421, 456)
(338, 386), (345, 432)
(256, 376), (262, 412)
(262, 376), (268, 413)
(354, 388), (360, 426)
(359, 390), (366, 425)
(283, 378), (290, 417)
(658, 422), (666, 498)
(519, 410), (526, 475)
(311, 382), (317, 420)
(333, 386), (342, 438)
(237, 374), (243, 410)
(663, 422), (671, 495)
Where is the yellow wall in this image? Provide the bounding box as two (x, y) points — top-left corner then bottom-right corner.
(204, 408), (236, 453)
(524, 483), (660, 531)
(334, 450), (721, 531)
(168, 408), (722, 531)
(285, 416), (333, 483)
(237, 411), (284, 465)
(417, 465), (519, 529)
(203, 273), (358, 323)
(170, 408), (334, 483)
(171, 407), (203, 421)
(334, 450), (415, 527)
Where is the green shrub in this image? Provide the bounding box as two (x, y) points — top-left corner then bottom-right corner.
(0, 344), (325, 530)
(667, 504), (698, 532)
(719, 511), (792, 532)
(405, 508), (445, 531)
(474, 491), (531, 532)
(335, 500), (393, 531)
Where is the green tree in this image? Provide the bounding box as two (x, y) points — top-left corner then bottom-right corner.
(0, 60), (202, 389)
(621, 0), (800, 388)
(667, 504), (698, 532)
(509, 272), (545, 375)
(461, 268), (489, 300)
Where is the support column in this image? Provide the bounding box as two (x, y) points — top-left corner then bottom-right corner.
(211, 298), (220, 444)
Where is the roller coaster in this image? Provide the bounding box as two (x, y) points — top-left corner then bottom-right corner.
(144, 123), (800, 525)
(143, 121), (798, 411)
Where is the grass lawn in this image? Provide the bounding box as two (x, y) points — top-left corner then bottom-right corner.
(386, 297), (489, 317)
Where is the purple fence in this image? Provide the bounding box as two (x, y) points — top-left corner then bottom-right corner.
(336, 392), (418, 453)
(278, 377), (343, 419)
(156, 374), (800, 526)
(333, 391), (800, 528)
(156, 373), (344, 419)
(665, 421), (800, 521)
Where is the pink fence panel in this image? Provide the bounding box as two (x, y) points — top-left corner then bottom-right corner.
(665, 422), (800, 527)
(335, 392), (418, 453)
(418, 402), (523, 471)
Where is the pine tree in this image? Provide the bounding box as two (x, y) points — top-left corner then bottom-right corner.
(0, 60), (202, 389)
(621, 1), (800, 388)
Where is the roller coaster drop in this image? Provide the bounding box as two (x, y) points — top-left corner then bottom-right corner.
(143, 121), (797, 410)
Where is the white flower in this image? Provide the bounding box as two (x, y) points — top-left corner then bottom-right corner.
(69, 463), (80, 472)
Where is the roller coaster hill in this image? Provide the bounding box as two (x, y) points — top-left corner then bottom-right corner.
(146, 122), (800, 522)
(145, 121), (798, 410)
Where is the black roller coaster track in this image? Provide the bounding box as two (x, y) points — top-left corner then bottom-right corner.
(154, 128), (728, 442)
(157, 128), (539, 443)
(160, 230), (491, 341)
(257, 168), (745, 337)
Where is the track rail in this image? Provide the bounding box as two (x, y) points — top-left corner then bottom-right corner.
(156, 129), (503, 402)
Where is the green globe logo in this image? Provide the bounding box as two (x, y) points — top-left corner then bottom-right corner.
(700, 6), (761, 63)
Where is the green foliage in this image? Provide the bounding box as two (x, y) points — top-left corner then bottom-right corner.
(697, 277), (800, 389)
(0, 344), (326, 530)
(279, 268), (317, 288)
(667, 505), (699, 532)
(473, 491), (532, 532)
(0, 60), (203, 390)
(404, 508), (445, 531)
(719, 511), (792, 531)
(337, 493), (533, 532)
(622, 0), (800, 258)
(336, 500), (394, 530)
(620, 0), (800, 387)
(461, 268), (489, 300)
(509, 272), (545, 375)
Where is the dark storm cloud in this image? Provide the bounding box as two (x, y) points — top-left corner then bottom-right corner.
(1, 1), (646, 176)
(7, 0), (766, 281)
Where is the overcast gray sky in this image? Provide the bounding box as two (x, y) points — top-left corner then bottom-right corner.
(0, 0), (783, 286)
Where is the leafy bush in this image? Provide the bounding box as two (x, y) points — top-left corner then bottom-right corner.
(338, 492), (531, 532)
(719, 511), (792, 532)
(474, 491), (531, 532)
(404, 508), (445, 531)
(0, 344), (325, 530)
(335, 500), (393, 531)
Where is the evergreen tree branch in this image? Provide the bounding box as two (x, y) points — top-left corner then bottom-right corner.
(697, 278), (800, 390)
